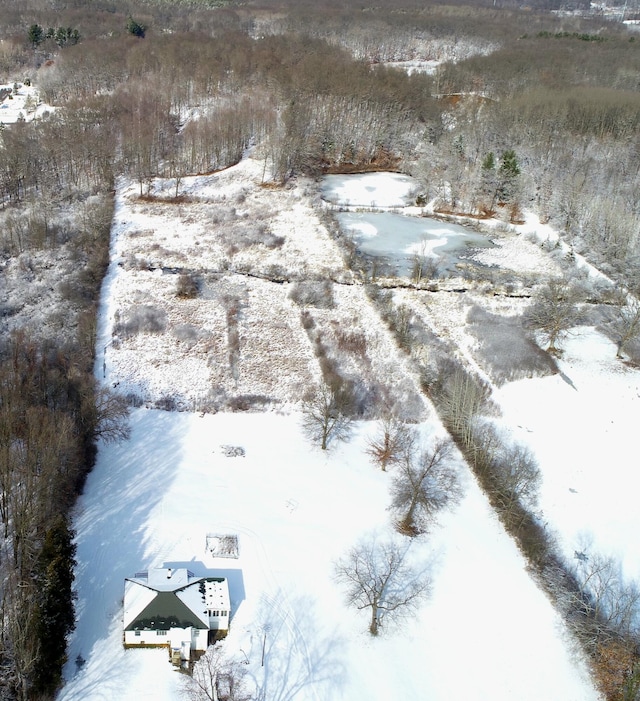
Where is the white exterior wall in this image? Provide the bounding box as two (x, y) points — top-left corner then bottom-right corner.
(124, 626), (208, 651)
(207, 610), (230, 631)
(191, 627), (208, 651)
(124, 629), (169, 647)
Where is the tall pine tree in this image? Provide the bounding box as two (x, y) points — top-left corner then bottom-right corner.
(32, 515), (77, 696)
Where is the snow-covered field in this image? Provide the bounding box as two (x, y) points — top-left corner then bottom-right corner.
(59, 410), (599, 701)
(57, 162), (638, 700)
(496, 327), (640, 580)
(102, 159), (350, 408)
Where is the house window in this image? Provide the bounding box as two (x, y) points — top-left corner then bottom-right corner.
(221, 611), (227, 617)
(156, 630), (168, 636)
(135, 631), (141, 636)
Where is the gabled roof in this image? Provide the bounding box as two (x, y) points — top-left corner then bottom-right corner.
(125, 590), (207, 631)
(123, 567), (229, 632)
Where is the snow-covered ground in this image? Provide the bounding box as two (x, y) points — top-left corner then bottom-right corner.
(495, 327), (640, 580)
(384, 59), (441, 75)
(321, 172), (421, 208)
(58, 164), (611, 700)
(0, 81), (52, 123)
(59, 409), (600, 701)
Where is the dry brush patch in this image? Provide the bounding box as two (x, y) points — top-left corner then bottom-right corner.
(106, 164), (361, 408)
(301, 284), (427, 421)
(226, 277), (319, 403)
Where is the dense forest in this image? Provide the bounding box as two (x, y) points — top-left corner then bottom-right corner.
(0, 0), (639, 698)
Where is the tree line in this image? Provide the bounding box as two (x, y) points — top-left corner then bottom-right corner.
(0, 82), (126, 701)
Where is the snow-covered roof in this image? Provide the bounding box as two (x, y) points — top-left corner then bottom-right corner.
(202, 579), (230, 612)
(147, 567), (193, 591)
(123, 567), (230, 631)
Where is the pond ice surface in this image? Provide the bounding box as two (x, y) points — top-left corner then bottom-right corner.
(321, 172), (420, 208)
(337, 211), (493, 275)
(322, 173), (492, 276)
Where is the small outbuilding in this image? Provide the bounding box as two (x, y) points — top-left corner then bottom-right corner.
(123, 567), (230, 660)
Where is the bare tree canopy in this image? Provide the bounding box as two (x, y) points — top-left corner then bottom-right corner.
(436, 361), (492, 444)
(184, 644), (251, 701)
(390, 437), (463, 536)
(366, 415), (413, 471)
(333, 533), (431, 636)
(607, 296), (640, 359)
(526, 277), (581, 355)
(301, 382), (352, 450)
(91, 385), (131, 443)
(495, 442), (541, 512)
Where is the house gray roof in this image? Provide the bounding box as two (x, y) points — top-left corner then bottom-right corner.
(125, 590), (207, 631)
(123, 567), (230, 632)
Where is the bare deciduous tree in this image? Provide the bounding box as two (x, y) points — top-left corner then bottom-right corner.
(574, 551), (640, 642)
(468, 423), (541, 518)
(333, 533), (431, 636)
(86, 385), (131, 443)
(437, 362), (491, 445)
(494, 442), (541, 513)
(185, 644), (251, 701)
(607, 297), (640, 359)
(301, 382), (351, 450)
(526, 277), (581, 355)
(410, 239), (437, 286)
(366, 415), (413, 471)
(391, 437), (462, 536)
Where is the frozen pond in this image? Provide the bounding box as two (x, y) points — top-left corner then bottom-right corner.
(337, 211), (493, 276)
(322, 172), (492, 277)
(321, 172), (420, 208)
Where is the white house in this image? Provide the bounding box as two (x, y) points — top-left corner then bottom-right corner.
(123, 567), (230, 659)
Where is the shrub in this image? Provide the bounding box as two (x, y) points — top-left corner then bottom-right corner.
(335, 329), (367, 355)
(115, 305), (167, 338)
(155, 395), (177, 411)
(289, 280), (335, 309)
(226, 394), (271, 411)
(220, 221), (284, 256)
(592, 640), (640, 701)
(127, 17), (146, 38)
(173, 324), (199, 346)
(300, 310), (315, 330)
(176, 272), (200, 299)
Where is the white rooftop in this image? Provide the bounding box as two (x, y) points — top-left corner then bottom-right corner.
(146, 567), (193, 591)
(203, 579), (230, 610)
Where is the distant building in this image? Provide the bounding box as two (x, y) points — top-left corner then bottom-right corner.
(123, 567), (230, 662)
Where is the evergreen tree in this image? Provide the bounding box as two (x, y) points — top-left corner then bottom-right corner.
(482, 151), (496, 171)
(496, 149), (521, 205)
(127, 17), (146, 38)
(32, 515), (77, 696)
(477, 151), (498, 214)
(499, 149), (520, 179)
(27, 24), (44, 47)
